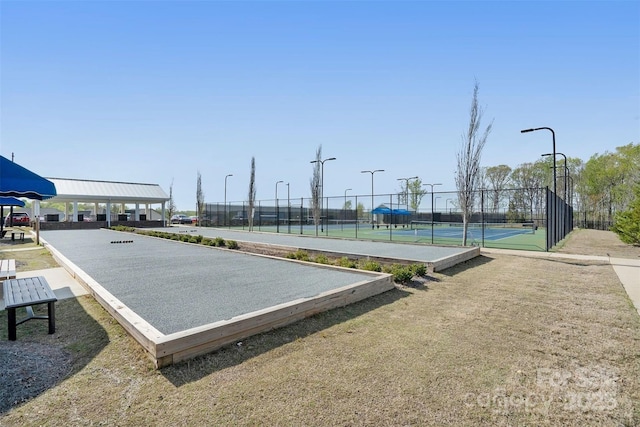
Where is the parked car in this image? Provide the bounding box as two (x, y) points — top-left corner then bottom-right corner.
(190, 216), (198, 225)
(170, 214), (190, 224)
(4, 212), (30, 226)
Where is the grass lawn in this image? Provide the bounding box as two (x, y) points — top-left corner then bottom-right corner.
(0, 231), (639, 425)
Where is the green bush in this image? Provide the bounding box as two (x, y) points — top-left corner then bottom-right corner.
(213, 237), (226, 247)
(410, 264), (427, 277)
(336, 257), (357, 268)
(286, 250), (310, 261)
(612, 184), (640, 245)
(188, 236), (199, 243)
(227, 240), (239, 249)
(314, 254), (330, 264)
(359, 260), (382, 272)
(383, 264), (414, 284)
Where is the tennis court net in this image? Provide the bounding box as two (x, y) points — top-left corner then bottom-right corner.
(409, 220), (537, 233)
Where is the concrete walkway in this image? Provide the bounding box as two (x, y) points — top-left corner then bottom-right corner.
(482, 248), (640, 316)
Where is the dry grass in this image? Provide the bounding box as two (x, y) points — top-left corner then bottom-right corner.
(0, 230), (639, 426)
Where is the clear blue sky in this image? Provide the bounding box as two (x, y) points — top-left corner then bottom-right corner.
(1, 1), (638, 211)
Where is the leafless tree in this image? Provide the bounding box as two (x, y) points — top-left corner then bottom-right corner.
(196, 171), (204, 223)
(456, 80), (493, 245)
(310, 145), (322, 229)
(248, 157), (256, 231)
(167, 178), (176, 221)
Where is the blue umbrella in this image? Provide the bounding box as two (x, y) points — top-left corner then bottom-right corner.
(0, 155), (57, 200)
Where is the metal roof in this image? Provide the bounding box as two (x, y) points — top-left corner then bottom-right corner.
(45, 178), (169, 204)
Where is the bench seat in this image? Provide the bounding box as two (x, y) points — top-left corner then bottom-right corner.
(0, 259), (16, 280)
(3, 276), (57, 340)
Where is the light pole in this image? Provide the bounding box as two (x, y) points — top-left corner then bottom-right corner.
(361, 169), (384, 229)
(434, 196), (441, 212)
(275, 180), (283, 233)
(397, 176), (418, 211)
(224, 174), (232, 227)
(446, 198), (454, 214)
(522, 127), (557, 194)
(286, 183), (290, 234)
(343, 188), (352, 231)
(542, 152), (569, 202)
(310, 157), (336, 234)
(423, 183), (442, 243)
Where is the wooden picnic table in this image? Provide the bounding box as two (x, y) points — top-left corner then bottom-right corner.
(3, 276), (57, 340)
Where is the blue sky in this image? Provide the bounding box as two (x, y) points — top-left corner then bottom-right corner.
(1, 1), (638, 210)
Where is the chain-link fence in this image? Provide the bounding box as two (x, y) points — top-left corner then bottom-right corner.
(203, 186), (572, 251)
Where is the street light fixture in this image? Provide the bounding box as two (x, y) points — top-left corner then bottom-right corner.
(224, 174), (233, 227)
(397, 176), (418, 211)
(286, 183), (290, 234)
(521, 127), (557, 194)
(275, 180), (283, 233)
(310, 157), (336, 235)
(542, 152), (569, 203)
(423, 183), (442, 243)
(446, 198), (454, 214)
(361, 169), (384, 229)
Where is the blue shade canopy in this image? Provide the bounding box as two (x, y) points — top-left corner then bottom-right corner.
(0, 156), (57, 200)
(0, 197), (26, 207)
(371, 207), (411, 215)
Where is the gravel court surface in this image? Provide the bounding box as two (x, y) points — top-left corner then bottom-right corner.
(153, 226), (472, 261)
(40, 229), (380, 335)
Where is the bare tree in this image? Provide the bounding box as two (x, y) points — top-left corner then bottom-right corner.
(248, 157), (256, 231)
(310, 145), (322, 230)
(456, 80), (493, 245)
(196, 171), (204, 224)
(167, 178), (176, 221)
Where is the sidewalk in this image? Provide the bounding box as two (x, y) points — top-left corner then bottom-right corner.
(481, 247), (640, 316)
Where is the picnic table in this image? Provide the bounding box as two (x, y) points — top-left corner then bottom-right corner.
(3, 276), (57, 340)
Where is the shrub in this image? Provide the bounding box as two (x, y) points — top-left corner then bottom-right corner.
(227, 240), (239, 249)
(384, 264), (414, 284)
(410, 264), (427, 277)
(314, 254), (330, 264)
(286, 250), (310, 261)
(336, 257), (357, 268)
(359, 260), (382, 272)
(213, 237), (226, 247)
(188, 236), (199, 244)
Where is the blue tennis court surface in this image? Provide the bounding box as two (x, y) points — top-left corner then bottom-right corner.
(380, 223), (535, 241)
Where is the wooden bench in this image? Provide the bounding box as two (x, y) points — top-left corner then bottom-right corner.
(10, 231), (25, 241)
(1, 229), (25, 241)
(0, 259), (16, 280)
(3, 276), (57, 341)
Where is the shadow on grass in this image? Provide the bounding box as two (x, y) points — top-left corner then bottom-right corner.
(161, 286), (411, 386)
(437, 254), (495, 277)
(0, 295), (108, 414)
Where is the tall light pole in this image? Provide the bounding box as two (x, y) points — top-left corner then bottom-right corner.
(542, 152), (569, 203)
(522, 127), (557, 194)
(434, 196), (441, 212)
(397, 176), (418, 211)
(423, 183), (442, 243)
(361, 169), (384, 229)
(286, 183), (290, 234)
(310, 157), (336, 234)
(275, 180), (283, 233)
(224, 174), (232, 227)
(446, 198), (454, 214)
(343, 188), (352, 231)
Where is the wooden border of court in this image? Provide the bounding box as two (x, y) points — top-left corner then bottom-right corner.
(43, 239), (395, 368)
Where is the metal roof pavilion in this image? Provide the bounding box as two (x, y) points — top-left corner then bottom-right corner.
(45, 178), (169, 204)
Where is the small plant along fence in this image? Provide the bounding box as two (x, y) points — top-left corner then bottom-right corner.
(202, 186), (573, 252)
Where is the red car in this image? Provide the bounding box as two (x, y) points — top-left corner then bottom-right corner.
(4, 212), (30, 226)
